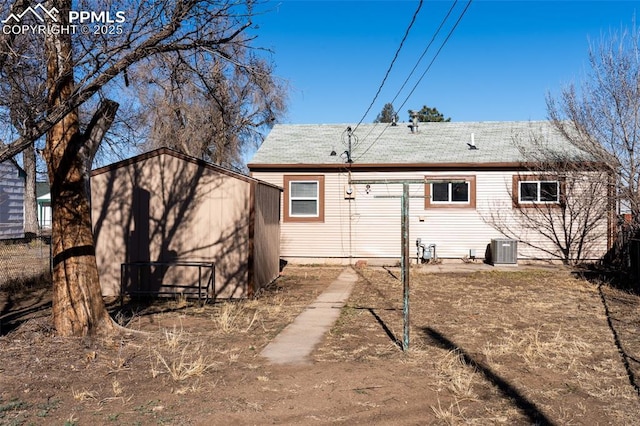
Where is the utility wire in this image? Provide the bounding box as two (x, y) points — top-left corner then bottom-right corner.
(395, 0), (473, 115)
(354, 0), (460, 155)
(390, 0), (459, 107)
(352, 0), (424, 134)
(355, 0), (473, 162)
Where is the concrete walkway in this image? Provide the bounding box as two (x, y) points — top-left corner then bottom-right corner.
(260, 267), (358, 365)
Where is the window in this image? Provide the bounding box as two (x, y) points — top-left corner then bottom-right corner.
(425, 176), (476, 209)
(284, 175), (325, 222)
(512, 175), (562, 207)
(291, 181), (318, 215)
(519, 181), (558, 202)
(432, 182), (469, 203)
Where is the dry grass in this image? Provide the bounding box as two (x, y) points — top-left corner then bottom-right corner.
(430, 398), (468, 425)
(213, 301), (258, 333)
(1, 265), (638, 425)
(72, 389), (97, 402)
(433, 350), (480, 401)
(329, 267), (640, 425)
(150, 331), (216, 381)
(111, 379), (123, 397)
(140, 270), (336, 385)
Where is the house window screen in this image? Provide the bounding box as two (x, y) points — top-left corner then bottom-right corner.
(432, 183), (449, 202)
(290, 181), (319, 216)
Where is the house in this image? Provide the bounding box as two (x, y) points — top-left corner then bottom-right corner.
(248, 121), (612, 264)
(0, 159), (25, 239)
(90, 148), (282, 299)
(36, 182), (52, 230)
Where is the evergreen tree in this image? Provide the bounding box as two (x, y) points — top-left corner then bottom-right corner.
(411, 105), (451, 122)
(374, 103), (397, 123)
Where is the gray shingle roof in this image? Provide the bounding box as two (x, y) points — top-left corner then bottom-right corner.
(36, 182), (50, 198)
(249, 121), (591, 166)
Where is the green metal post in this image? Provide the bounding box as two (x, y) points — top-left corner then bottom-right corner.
(401, 183), (410, 351)
(349, 178), (446, 352)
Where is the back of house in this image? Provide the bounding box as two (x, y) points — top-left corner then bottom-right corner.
(248, 121), (612, 265)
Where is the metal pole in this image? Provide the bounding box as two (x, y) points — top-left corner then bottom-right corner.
(401, 183), (410, 351)
(349, 177), (443, 352)
(347, 127), (352, 160)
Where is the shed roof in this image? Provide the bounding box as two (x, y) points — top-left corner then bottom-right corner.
(248, 121), (592, 169)
(92, 147), (282, 191)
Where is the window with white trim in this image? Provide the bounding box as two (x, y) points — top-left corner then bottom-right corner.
(290, 181), (319, 216)
(518, 180), (559, 203)
(283, 175), (325, 222)
(424, 175), (476, 209)
(431, 181), (470, 204)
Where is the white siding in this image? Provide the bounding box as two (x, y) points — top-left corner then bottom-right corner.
(0, 161), (25, 239)
(251, 170), (609, 263)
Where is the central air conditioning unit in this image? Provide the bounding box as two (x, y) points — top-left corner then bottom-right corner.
(491, 238), (518, 265)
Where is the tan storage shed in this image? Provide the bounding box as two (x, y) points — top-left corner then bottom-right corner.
(91, 148), (281, 299)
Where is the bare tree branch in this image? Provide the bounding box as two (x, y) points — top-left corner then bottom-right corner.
(0, 0), (255, 162)
(547, 24), (640, 229)
(482, 129), (610, 265)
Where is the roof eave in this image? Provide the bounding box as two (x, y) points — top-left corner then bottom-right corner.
(248, 161), (610, 173)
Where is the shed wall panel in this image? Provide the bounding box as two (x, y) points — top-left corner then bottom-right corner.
(252, 183), (281, 289)
(92, 152), (278, 298)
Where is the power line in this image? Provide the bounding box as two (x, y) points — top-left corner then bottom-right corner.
(354, 0), (460, 158)
(395, 0), (474, 115)
(354, 0), (474, 162)
(352, 0), (424, 134)
(390, 0), (460, 107)
(352, 0), (446, 155)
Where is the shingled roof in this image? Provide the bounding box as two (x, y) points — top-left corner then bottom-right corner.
(249, 121), (591, 168)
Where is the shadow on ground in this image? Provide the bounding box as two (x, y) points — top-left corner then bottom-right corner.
(421, 327), (554, 426)
(572, 265), (640, 397)
(0, 273), (52, 336)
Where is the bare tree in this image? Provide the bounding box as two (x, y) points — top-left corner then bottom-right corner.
(0, 0), (258, 160)
(547, 23), (640, 232)
(0, 20), (47, 235)
(487, 22), (640, 266)
(0, 0), (279, 336)
(133, 48), (286, 170)
(483, 131), (611, 265)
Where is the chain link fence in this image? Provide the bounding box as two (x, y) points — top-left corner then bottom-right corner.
(0, 235), (52, 288)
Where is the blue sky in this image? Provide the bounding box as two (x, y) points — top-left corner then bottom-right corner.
(251, 0), (639, 124)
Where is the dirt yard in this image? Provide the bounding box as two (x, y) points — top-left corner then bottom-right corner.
(1, 265), (639, 425)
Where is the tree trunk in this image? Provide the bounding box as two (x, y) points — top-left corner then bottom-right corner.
(22, 144), (39, 236)
(44, 0), (114, 336)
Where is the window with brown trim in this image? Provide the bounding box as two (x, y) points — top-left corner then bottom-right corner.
(283, 175), (325, 222)
(424, 175), (476, 209)
(512, 174), (563, 208)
